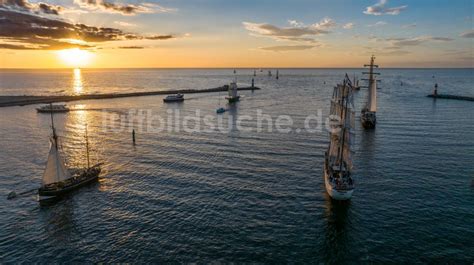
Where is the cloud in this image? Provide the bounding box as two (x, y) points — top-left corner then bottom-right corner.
(364, 0), (407, 16)
(402, 23), (416, 28)
(0, 9), (174, 50)
(364, 45), (411, 56)
(343, 23), (354, 29)
(73, 0), (175, 15)
(145, 35), (173, 40)
(313, 17), (336, 30)
(0, 0), (63, 15)
(443, 49), (474, 62)
(288, 20), (304, 28)
(460, 29), (474, 38)
(243, 18), (335, 43)
(38, 2), (62, 15)
(243, 22), (327, 37)
(368, 21), (387, 27)
(119, 46), (144, 49)
(114, 21), (136, 27)
(363, 35), (453, 56)
(377, 50), (411, 56)
(259, 45), (316, 52)
(389, 36), (453, 47)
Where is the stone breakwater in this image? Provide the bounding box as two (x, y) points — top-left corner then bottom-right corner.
(0, 86), (260, 107)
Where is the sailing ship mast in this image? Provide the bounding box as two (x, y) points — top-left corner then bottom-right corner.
(42, 105), (71, 186)
(361, 55), (379, 129)
(50, 104), (57, 149)
(363, 55), (379, 112)
(338, 79), (348, 171)
(50, 105), (60, 183)
(85, 124), (90, 169)
(328, 75), (354, 169)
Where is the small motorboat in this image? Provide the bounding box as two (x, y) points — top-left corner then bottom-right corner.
(216, 107), (226, 114)
(36, 104), (70, 113)
(163, 93), (184, 103)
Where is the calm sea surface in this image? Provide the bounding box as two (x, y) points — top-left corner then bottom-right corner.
(0, 68), (473, 263)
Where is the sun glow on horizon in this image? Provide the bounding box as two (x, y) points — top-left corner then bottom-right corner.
(57, 48), (93, 68)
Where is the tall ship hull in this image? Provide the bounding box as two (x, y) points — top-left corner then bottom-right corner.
(361, 109), (376, 129)
(38, 166), (100, 198)
(226, 96), (240, 103)
(324, 153), (354, 200)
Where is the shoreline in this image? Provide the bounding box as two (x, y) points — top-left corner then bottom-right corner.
(0, 86), (260, 108)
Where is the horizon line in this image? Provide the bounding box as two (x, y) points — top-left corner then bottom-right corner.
(1, 67), (473, 70)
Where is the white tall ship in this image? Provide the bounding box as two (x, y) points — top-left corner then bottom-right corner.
(324, 75), (356, 200)
(361, 55), (379, 129)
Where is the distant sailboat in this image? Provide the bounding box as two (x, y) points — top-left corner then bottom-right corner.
(225, 76), (240, 103)
(352, 74), (360, 90)
(226, 82), (240, 103)
(324, 74), (356, 200)
(361, 55), (379, 129)
(38, 108), (101, 200)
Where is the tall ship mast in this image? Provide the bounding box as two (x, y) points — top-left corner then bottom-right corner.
(324, 74), (356, 200)
(361, 55), (379, 129)
(38, 107), (102, 200)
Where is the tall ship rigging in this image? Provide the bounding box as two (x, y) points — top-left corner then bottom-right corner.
(324, 74), (356, 200)
(38, 107), (101, 200)
(360, 55), (379, 129)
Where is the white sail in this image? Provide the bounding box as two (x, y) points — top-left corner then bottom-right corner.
(368, 76), (377, 112)
(42, 139), (71, 186)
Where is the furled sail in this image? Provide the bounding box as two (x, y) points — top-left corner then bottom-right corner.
(342, 128), (355, 170)
(42, 138), (71, 186)
(328, 76), (355, 171)
(368, 77), (377, 112)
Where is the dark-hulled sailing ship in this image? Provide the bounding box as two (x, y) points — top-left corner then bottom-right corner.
(38, 108), (101, 200)
(360, 55), (379, 129)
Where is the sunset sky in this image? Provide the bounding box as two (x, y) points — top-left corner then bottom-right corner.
(0, 0), (473, 68)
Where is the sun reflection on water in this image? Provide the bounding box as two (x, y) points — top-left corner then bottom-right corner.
(64, 103), (90, 169)
(73, 68), (83, 94)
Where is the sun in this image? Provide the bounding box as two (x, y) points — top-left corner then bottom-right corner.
(57, 48), (93, 68)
